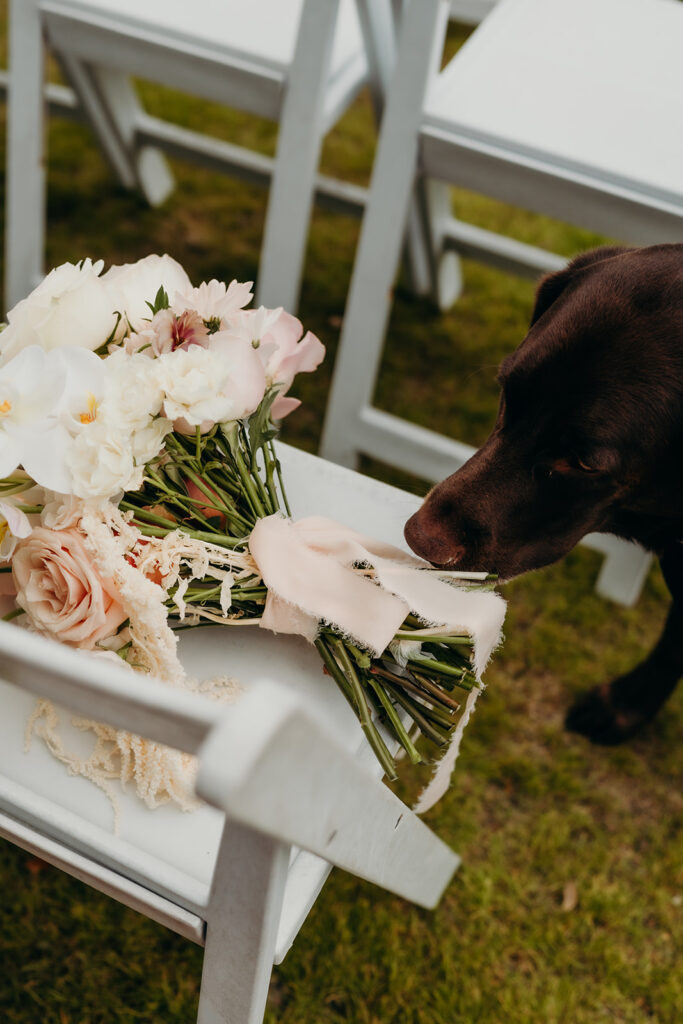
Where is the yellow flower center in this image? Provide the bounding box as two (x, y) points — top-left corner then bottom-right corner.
(79, 393), (99, 424)
(0, 399), (12, 417)
(0, 520), (8, 544)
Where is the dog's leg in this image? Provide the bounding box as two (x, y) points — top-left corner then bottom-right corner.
(565, 543), (683, 744)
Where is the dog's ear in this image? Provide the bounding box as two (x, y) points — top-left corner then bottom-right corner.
(530, 246), (635, 327)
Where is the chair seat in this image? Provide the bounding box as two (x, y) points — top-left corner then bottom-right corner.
(424, 0), (683, 205)
(0, 445), (419, 930)
(42, 0), (365, 84)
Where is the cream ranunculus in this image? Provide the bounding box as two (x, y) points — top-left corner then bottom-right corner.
(0, 260), (118, 364)
(12, 527), (127, 648)
(66, 422), (145, 501)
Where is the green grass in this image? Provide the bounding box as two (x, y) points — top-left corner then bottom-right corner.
(0, 8), (681, 1022)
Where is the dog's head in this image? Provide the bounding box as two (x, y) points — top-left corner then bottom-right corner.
(405, 245), (683, 578)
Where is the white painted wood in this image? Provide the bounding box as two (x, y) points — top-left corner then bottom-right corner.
(593, 537), (654, 608)
(5, 0), (369, 313)
(256, 0), (341, 310)
(320, 0), (451, 468)
(442, 216), (566, 278)
(427, 0), (683, 208)
(198, 821), (290, 1024)
(0, 810), (206, 944)
(321, 0), (674, 605)
(449, 0), (498, 24)
(53, 53), (174, 204)
(4, 0), (46, 312)
(196, 684), (459, 908)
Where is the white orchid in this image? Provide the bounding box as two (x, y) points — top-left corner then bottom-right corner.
(0, 346), (110, 493)
(0, 498), (32, 560)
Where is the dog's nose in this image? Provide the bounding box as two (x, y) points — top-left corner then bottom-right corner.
(404, 511), (464, 567)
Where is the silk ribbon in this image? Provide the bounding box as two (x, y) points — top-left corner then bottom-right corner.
(249, 514), (506, 810)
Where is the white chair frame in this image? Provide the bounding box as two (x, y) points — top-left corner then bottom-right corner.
(321, 0), (683, 606)
(0, 443), (459, 1024)
(4, 0), (437, 316)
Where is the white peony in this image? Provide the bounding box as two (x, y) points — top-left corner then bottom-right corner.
(157, 340), (266, 431)
(102, 254), (192, 339)
(0, 260), (118, 364)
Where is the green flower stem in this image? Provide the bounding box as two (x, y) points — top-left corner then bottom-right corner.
(120, 503), (180, 530)
(262, 443), (282, 514)
(393, 631), (472, 647)
(398, 668), (462, 711)
(367, 678), (422, 764)
(2, 607), (25, 622)
(180, 466), (251, 531)
(12, 504), (43, 515)
(249, 449), (275, 515)
(372, 664), (458, 714)
(268, 440), (291, 517)
(229, 441), (267, 519)
(330, 638), (398, 780)
(134, 523), (246, 548)
(314, 636), (355, 704)
(380, 680), (451, 747)
(0, 481), (36, 496)
(407, 656), (467, 679)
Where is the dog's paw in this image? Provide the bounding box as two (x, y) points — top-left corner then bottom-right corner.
(564, 684), (650, 745)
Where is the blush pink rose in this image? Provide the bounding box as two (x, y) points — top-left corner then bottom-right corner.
(12, 527), (127, 649)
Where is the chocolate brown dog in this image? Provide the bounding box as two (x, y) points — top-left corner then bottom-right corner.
(404, 244), (683, 744)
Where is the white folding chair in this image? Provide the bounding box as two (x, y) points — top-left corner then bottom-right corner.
(5, 0), (415, 314)
(321, 0), (683, 606)
(0, 443), (458, 1024)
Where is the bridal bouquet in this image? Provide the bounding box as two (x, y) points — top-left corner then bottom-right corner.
(0, 255), (505, 816)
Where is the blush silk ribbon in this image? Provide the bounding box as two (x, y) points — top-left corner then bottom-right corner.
(248, 514), (506, 810)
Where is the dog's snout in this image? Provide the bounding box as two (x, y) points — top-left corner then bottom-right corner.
(404, 509), (465, 567)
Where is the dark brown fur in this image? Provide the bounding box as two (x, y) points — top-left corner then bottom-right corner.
(404, 244), (683, 743)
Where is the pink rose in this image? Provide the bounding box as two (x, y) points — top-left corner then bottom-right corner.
(12, 527), (127, 649)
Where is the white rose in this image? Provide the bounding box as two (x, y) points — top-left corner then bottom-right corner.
(102, 254), (192, 339)
(0, 260), (117, 364)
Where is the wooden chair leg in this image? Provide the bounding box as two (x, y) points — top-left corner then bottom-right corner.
(593, 537), (653, 608)
(256, 0), (340, 311)
(56, 56), (174, 206)
(198, 820), (290, 1024)
(5, 0), (46, 312)
(320, 0), (448, 467)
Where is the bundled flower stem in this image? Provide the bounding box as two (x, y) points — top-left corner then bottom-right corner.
(122, 413), (491, 779)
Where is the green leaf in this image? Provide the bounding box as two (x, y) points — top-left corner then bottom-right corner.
(145, 285), (170, 315)
(246, 386), (281, 461)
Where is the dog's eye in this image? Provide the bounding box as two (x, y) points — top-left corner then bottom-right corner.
(570, 454), (598, 474)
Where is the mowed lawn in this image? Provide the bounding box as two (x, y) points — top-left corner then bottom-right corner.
(0, 8), (681, 1023)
